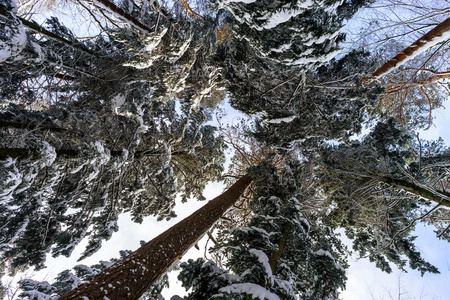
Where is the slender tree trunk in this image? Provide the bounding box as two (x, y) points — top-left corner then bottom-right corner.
(378, 176), (450, 208)
(371, 16), (450, 78)
(60, 174), (253, 300)
(268, 222), (291, 274)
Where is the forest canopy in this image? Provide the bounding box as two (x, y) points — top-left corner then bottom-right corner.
(1, 0), (450, 299)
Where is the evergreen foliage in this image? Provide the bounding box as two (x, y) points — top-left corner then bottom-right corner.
(218, 0), (368, 66)
(0, 0), (27, 63)
(178, 160), (349, 299)
(213, 45), (383, 146)
(252, 50), (384, 146)
(0, 93), (225, 270)
(18, 242), (169, 300)
(0, 0), (449, 298)
(317, 119), (449, 275)
(0, 0), (226, 271)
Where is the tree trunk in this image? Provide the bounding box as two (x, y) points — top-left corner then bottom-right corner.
(371, 16), (450, 78)
(60, 174), (253, 300)
(268, 222), (291, 274)
(378, 176), (450, 208)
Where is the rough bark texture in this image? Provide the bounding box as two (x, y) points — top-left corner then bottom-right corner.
(371, 16), (450, 78)
(268, 222), (291, 274)
(60, 174), (253, 300)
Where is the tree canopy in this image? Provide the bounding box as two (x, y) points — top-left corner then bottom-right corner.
(1, 0), (450, 298)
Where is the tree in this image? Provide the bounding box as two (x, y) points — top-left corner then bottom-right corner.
(2, 0), (223, 110)
(368, 66), (449, 129)
(178, 160), (349, 299)
(316, 119), (449, 274)
(0, 94), (225, 270)
(366, 15), (450, 129)
(369, 16), (450, 79)
(244, 50), (383, 147)
(0, 1), (29, 63)
(0, 12), (133, 110)
(207, 0), (377, 147)
(348, 0), (450, 129)
(219, 0), (368, 66)
(1, 0), (229, 271)
(18, 242), (169, 300)
(3, 0), (449, 298)
(58, 174), (252, 300)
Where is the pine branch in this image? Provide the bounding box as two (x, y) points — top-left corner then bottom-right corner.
(0, 8), (96, 56)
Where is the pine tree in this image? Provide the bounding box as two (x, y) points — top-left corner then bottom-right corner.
(18, 242), (169, 300)
(253, 50), (383, 147)
(316, 119), (449, 274)
(370, 16), (450, 79)
(0, 0), (29, 63)
(0, 0), (227, 271)
(214, 47), (383, 147)
(218, 0), (368, 66)
(0, 94), (225, 270)
(360, 15), (450, 129)
(178, 160), (349, 299)
(58, 174), (252, 300)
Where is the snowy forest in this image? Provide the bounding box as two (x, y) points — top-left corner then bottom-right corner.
(1, 0), (450, 298)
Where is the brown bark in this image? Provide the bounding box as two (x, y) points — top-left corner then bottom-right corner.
(268, 222), (291, 274)
(371, 16), (450, 78)
(60, 174), (253, 300)
(384, 72), (450, 90)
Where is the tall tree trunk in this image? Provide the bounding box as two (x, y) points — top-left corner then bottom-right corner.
(268, 222), (291, 274)
(60, 174), (253, 300)
(371, 16), (450, 78)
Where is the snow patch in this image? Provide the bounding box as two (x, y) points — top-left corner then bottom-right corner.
(249, 249), (274, 286)
(111, 94), (126, 113)
(314, 249), (345, 272)
(217, 283), (280, 300)
(0, 6), (27, 63)
(267, 116), (296, 124)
